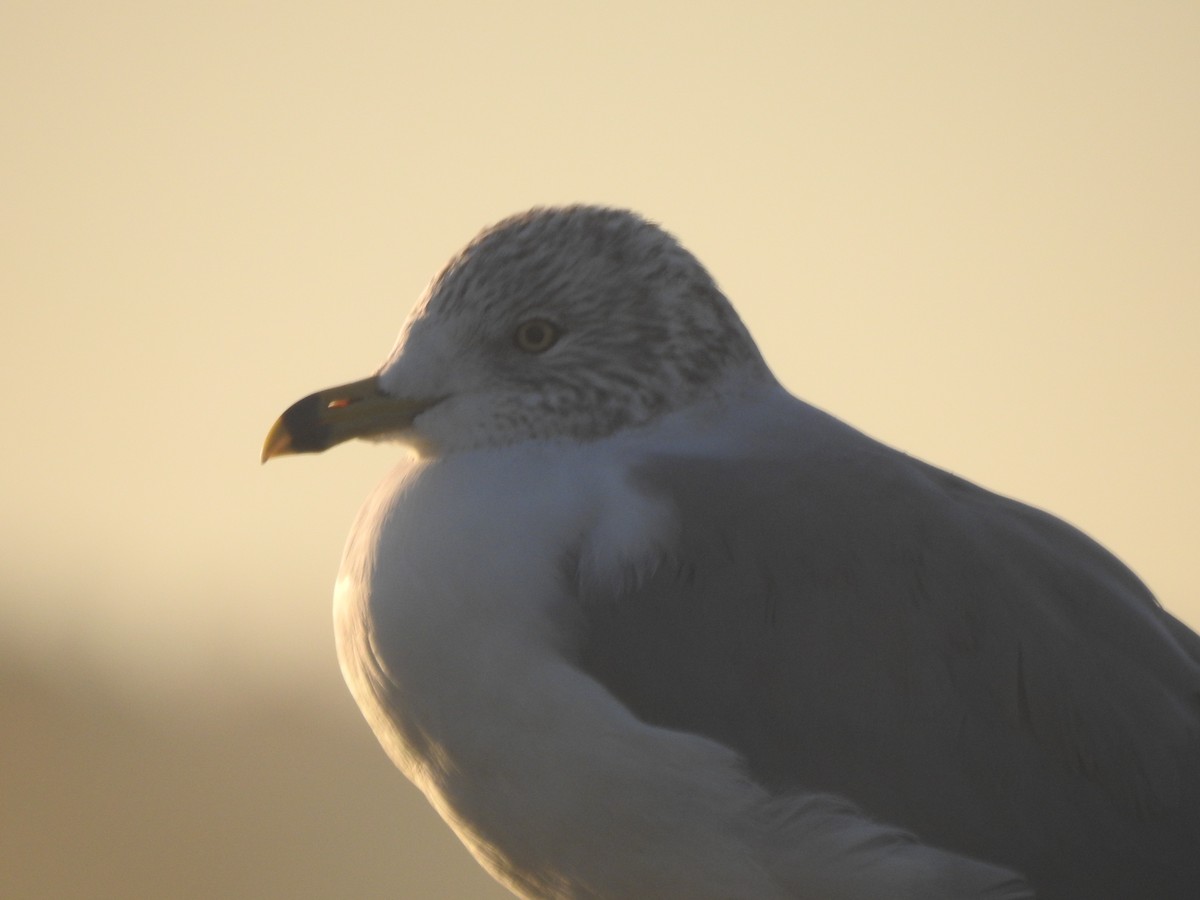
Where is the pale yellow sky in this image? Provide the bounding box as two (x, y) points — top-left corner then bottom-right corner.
(1, 2), (1196, 701)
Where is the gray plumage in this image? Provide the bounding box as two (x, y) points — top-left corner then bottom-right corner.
(579, 401), (1200, 899)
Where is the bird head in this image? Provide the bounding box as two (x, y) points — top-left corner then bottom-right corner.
(262, 206), (770, 462)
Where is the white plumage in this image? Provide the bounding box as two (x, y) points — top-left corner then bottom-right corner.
(265, 206), (1200, 899)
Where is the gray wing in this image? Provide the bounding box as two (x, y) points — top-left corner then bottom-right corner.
(574, 401), (1200, 900)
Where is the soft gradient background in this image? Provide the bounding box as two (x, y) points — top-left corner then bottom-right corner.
(2, 3), (1196, 898)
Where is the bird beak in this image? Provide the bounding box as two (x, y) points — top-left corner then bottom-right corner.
(261, 375), (440, 462)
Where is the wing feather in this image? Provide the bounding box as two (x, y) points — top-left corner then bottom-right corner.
(575, 401), (1200, 899)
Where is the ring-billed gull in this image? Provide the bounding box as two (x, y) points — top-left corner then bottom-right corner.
(263, 206), (1200, 899)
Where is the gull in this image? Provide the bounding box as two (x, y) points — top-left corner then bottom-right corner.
(263, 206), (1200, 899)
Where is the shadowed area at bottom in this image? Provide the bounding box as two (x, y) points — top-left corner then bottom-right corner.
(0, 643), (510, 900)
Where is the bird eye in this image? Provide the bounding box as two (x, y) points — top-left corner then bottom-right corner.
(513, 319), (560, 353)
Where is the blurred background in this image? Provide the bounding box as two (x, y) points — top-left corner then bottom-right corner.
(2, 3), (1196, 897)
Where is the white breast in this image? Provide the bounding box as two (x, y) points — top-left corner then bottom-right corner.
(332, 441), (753, 894)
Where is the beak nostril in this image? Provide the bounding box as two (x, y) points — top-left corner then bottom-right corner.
(327, 397), (353, 410)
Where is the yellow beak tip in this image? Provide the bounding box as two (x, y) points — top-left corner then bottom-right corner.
(260, 419), (294, 464)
